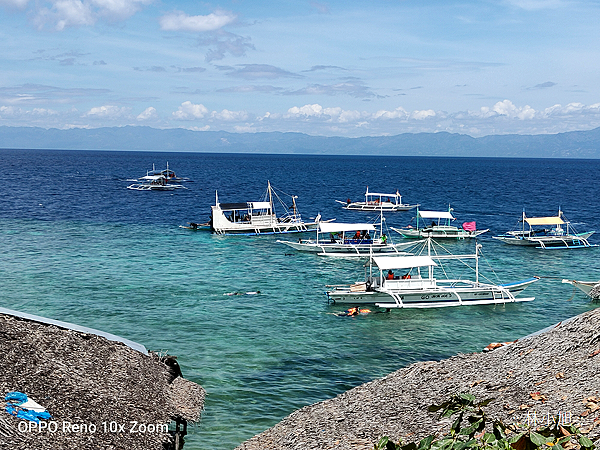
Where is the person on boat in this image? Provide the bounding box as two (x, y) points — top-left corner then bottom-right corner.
(387, 270), (395, 280)
(346, 198), (351, 205)
(354, 230), (361, 240)
(402, 273), (411, 279)
(380, 234), (387, 244)
(365, 232), (371, 240)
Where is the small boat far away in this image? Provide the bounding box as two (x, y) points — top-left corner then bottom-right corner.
(127, 162), (187, 191)
(391, 206), (488, 239)
(336, 187), (418, 212)
(493, 209), (596, 249)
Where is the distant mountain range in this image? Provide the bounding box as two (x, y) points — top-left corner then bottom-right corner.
(1, 125), (600, 158)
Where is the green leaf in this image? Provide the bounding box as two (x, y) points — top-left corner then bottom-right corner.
(429, 402), (450, 413)
(493, 422), (507, 441)
(507, 432), (525, 444)
(579, 436), (594, 449)
(529, 431), (548, 447)
(454, 439), (477, 450)
(400, 443), (418, 450)
(460, 393), (476, 404)
(477, 398), (495, 407)
(374, 436), (389, 450)
(482, 432), (496, 443)
(442, 408), (458, 418)
(418, 435), (435, 450)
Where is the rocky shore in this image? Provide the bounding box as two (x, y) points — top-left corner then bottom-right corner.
(237, 308), (600, 450)
(0, 313), (204, 450)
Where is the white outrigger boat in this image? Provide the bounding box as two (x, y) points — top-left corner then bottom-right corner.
(336, 187), (418, 212)
(210, 181), (324, 235)
(493, 209), (596, 249)
(325, 238), (538, 308)
(276, 217), (420, 257)
(142, 162), (188, 183)
(391, 207), (488, 239)
(127, 174), (185, 191)
(561, 279), (600, 298)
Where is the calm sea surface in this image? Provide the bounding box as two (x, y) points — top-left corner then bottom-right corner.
(1, 149), (599, 450)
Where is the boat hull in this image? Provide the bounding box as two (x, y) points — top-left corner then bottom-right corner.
(562, 279), (600, 297)
(392, 226), (489, 239)
(326, 278), (538, 308)
(277, 239), (412, 255)
(492, 231), (596, 248)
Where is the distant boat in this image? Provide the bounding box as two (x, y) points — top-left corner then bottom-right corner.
(127, 174), (185, 191)
(127, 162), (187, 190)
(391, 206), (488, 239)
(493, 209), (596, 249)
(140, 162), (189, 183)
(210, 181), (328, 235)
(325, 237), (538, 308)
(336, 187), (418, 212)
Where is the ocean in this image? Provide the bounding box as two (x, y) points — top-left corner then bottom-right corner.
(1, 149), (599, 450)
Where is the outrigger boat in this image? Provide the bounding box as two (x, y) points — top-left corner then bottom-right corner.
(336, 187), (418, 212)
(210, 181), (326, 235)
(325, 238), (538, 308)
(561, 279), (600, 299)
(493, 209), (596, 249)
(127, 162), (187, 190)
(127, 174), (185, 191)
(276, 215), (420, 257)
(140, 162), (188, 183)
(391, 207), (488, 239)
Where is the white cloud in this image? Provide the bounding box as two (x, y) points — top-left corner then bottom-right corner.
(136, 106), (157, 121)
(34, 0), (95, 30)
(0, 0), (29, 8)
(211, 109), (249, 121)
(411, 109), (436, 120)
(287, 104), (324, 117)
(492, 100), (535, 119)
(91, 0), (152, 20)
(32, 0), (152, 29)
(172, 101), (208, 120)
(0, 106), (22, 117)
(32, 108), (58, 116)
(84, 105), (128, 118)
(373, 107), (409, 120)
(160, 10), (236, 32)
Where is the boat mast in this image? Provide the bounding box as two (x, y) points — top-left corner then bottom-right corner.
(475, 242), (481, 284)
(267, 180), (274, 213)
(427, 237), (433, 280)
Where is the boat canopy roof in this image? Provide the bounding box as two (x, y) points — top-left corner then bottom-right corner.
(250, 201), (272, 210)
(219, 202), (249, 210)
(319, 222), (376, 233)
(366, 192), (399, 197)
(372, 255), (437, 270)
(525, 216), (564, 226)
(418, 210), (454, 220)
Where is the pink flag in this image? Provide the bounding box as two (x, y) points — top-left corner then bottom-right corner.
(462, 221), (476, 231)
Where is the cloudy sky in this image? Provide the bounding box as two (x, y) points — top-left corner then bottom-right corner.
(1, 0), (600, 137)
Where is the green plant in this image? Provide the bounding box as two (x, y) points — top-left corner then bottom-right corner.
(373, 393), (596, 450)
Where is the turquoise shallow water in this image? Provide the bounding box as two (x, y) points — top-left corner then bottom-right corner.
(1, 150), (599, 449)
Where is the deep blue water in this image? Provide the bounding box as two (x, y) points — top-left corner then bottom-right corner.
(1, 149), (599, 450)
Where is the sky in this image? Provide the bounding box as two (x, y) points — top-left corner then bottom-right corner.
(1, 0), (600, 137)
